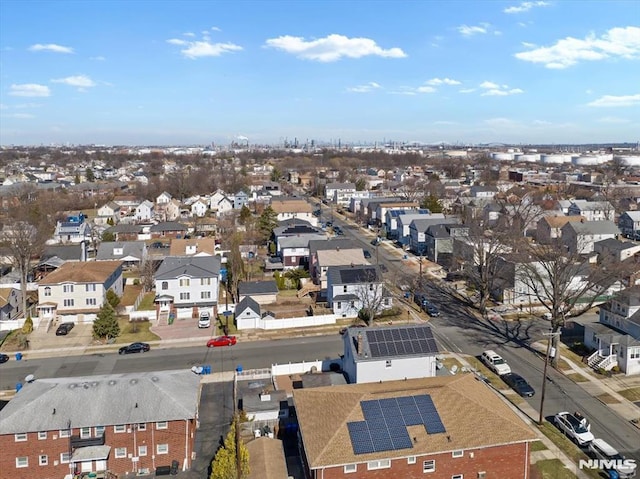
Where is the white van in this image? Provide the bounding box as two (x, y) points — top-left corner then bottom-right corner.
(198, 312), (211, 328)
(588, 438), (637, 478)
(481, 350), (512, 375)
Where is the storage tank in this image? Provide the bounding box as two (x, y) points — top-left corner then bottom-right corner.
(620, 156), (640, 167)
(541, 154), (566, 164)
(514, 154), (540, 163)
(491, 152), (515, 161)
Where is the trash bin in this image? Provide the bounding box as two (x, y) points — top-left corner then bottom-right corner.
(15, 352), (22, 361)
(16, 382), (22, 393)
(236, 364), (243, 373)
(170, 460), (179, 475)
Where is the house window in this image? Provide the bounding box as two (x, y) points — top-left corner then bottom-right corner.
(630, 348), (640, 359)
(14, 433), (27, 442)
(344, 464), (357, 473)
(86, 298), (97, 306)
(59, 429), (70, 438)
(369, 284), (374, 291)
(384, 298), (390, 306)
(157, 444), (169, 455)
(38, 431), (47, 440)
(386, 360), (392, 368)
(138, 445), (147, 457)
(452, 475), (464, 479)
(16, 457), (28, 468)
(180, 292), (190, 300)
(337, 302), (342, 309)
(452, 450), (464, 458)
(343, 285), (348, 293)
(477, 473), (486, 479)
(162, 281), (168, 290)
(80, 427), (91, 438)
(367, 459), (391, 470)
(44, 287), (51, 297)
(86, 284), (97, 292)
(179, 278), (190, 287)
(115, 447), (127, 459)
(156, 421), (168, 430)
(423, 460), (436, 472)
(137, 423), (147, 431)
(114, 424), (126, 433)
(201, 278), (211, 286)
(63, 299), (74, 307)
(408, 456), (416, 464)
(63, 284), (74, 293)
(60, 452), (71, 463)
(201, 291), (211, 300)
(39, 454), (48, 466)
(95, 426), (105, 437)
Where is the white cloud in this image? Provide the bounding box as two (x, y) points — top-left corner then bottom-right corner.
(587, 94), (640, 107)
(504, 1), (550, 14)
(90, 56), (106, 61)
(426, 77), (461, 86)
(183, 32), (195, 37)
(457, 24), (487, 36)
(389, 88), (417, 96)
(9, 84), (51, 97)
(28, 43), (74, 54)
(167, 36), (242, 58)
(347, 82), (382, 93)
(51, 75), (97, 88)
(515, 26), (640, 68)
(416, 85), (437, 93)
(3, 113), (35, 119)
(264, 34), (406, 62)
(598, 116), (630, 124)
(479, 81), (523, 96)
(211, 26), (222, 32)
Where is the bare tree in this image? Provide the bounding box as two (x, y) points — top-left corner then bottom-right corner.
(227, 232), (245, 302)
(139, 258), (157, 292)
(351, 267), (388, 324)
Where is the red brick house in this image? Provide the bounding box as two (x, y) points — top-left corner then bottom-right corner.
(293, 374), (537, 479)
(0, 370), (200, 479)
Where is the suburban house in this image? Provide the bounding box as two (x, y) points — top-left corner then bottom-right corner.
(384, 210), (432, 240)
(134, 200), (154, 222)
(154, 255), (221, 320)
(149, 222), (188, 240)
(36, 243), (88, 280)
(618, 211), (640, 238)
(233, 191), (249, 210)
(325, 182), (356, 207)
(52, 212), (91, 244)
(584, 286), (640, 375)
(470, 185), (498, 199)
(190, 198), (209, 218)
(169, 238), (216, 257)
(246, 437), (289, 479)
(423, 223), (466, 266)
(0, 370), (199, 479)
(568, 200), (615, 221)
(95, 201), (122, 225)
(96, 241), (147, 268)
(408, 218), (458, 256)
(211, 195), (234, 217)
(155, 191), (173, 205)
(535, 215), (585, 244)
(237, 281), (279, 305)
(313, 247), (368, 289)
(0, 287), (22, 323)
(274, 223), (326, 270)
(593, 238), (640, 263)
(234, 296), (262, 329)
(561, 220), (620, 254)
(375, 202), (420, 227)
(342, 324), (439, 384)
(270, 199), (317, 227)
(104, 224), (143, 242)
(294, 374), (536, 479)
(308, 238), (358, 283)
(37, 261), (124, 324)
(326, 265), (392, 318)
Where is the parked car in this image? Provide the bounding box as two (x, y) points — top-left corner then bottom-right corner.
(0, 353), (9, 364)
(363, 250), (372, 259)
(198, 312), (211, 328)
(370, 238), (380, 246)
(554, 411), (594, 446)
(207, 335), (237, 347)
(480, 350), (512, 375)
(119, 342), (151, 355)
(425, 304), (440, 317)
(588, 438), (637, 478)
(55, 322), (75, 336)
(502, 373), (535, 397)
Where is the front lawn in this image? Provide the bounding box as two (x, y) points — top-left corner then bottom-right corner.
(115, 317), (160, 344)
(618, 387), (640, 402)
(532, 459), (577, 479)
(536, 423), (601, 479)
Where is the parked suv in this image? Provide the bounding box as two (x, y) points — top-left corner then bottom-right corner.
(554, 411), (594, 446)
(480, 350), (511, 375)
(55, 322), (75, 336)
(198, 312), (211, 328)
(588, 438), (637, 478)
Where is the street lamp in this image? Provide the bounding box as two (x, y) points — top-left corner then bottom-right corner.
(538, 330), (562, 425)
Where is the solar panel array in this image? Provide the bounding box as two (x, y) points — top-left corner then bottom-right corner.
(365, 327), (438, 358)
(347, 394), (446, 455)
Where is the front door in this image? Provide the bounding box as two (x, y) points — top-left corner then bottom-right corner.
(80, 461), (92, 473)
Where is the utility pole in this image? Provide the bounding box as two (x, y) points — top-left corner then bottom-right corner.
(538, 330), (561, 425)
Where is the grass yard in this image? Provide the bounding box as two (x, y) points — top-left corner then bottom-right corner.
(532, 459), (577, 479)
(596, 392), (621, 404)
(530, 440), (548, 452)
(115, 317), (160, 344)
(536, 423), (601, 479)
(617, 387), (640, 402)
(121, 285), (143, 307)
(136, 293), (156, 311)
(564, 373), (590, 383)
(217, 315), (238, 335)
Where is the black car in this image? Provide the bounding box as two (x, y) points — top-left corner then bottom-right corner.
(55, 322), (75, 336)
(502, 373), (535, 397)
(0, 353), (9, 364)
(425, 305), (440, 317)
(119, 342), (151, 355)
(363, 250), (372, 259)
(379, 264), (388, 273)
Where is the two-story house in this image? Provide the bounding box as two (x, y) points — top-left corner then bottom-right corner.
(408, 218), (458, 256)
(270, 199), (317, 227)
(341, 324), (439, 384)
(0, 287), (23, 329)
(154, 255), (221, 321)
(0, 370), (199, 479)
(134, 200), (154, 222)
(190, 198), (209, 218)
(593, 238), (640, 263)
(274, 223), (326, 270)
(169, 238), (216, 257)
(618, 211), (640, 238)
(313, 247), (368, 288)
(53, 212), (91, 244)
(294, 374), (536, 479)
(95, 201), (122, 226)
(561, 220), (620, 254)
(325, 182), (356, 207)
(149, 222), (188, 240)
(155, 191), (173, 205)
(37, 260), (124, 324)
(326, 265), (392, 318)
(535, 215), (585, 244)
(95, 241), (147, 268)
(233, 191), (249, 210)
(568, 199), (615, 222)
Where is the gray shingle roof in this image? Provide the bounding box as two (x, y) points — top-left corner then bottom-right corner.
(0, 370), (200, 434)
(565, 220), (620, 235)
(235, 296), (261, 315)
(238, 280), (279, 296)
(308, 239), (357, 254)
(155, 255), (221, 280)
(96, 241), (146, 260)
(41, 244), (84, 262)
(150, 221), (187, 232)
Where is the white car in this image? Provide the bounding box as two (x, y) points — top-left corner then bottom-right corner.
(554, 412), (594, 446)
(480, 350), (512, 375)
(589, 438), (637, 478)
(198, 312), (211, 328)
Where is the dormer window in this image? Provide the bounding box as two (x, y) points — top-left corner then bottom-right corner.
(44, 287), (51, 297)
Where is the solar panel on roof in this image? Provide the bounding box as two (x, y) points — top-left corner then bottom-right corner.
(369, 343), (380, 357)
(400, 328), (410, 341)
(370, 430), (394, 451)
(403, 413), (424, 426)
(396, 396), (415, 407)
(415, 327), (426, 339)
(391, 329), (401, 341)
(383, 329), (394, 342)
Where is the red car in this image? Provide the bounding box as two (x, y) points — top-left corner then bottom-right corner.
(206, 335), (237, 347)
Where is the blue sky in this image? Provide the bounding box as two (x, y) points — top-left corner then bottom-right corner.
(0, 0), (638, 146)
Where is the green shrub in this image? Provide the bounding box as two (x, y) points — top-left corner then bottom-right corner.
(21, 316), (33, 334)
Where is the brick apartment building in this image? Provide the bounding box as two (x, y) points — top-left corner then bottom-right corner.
(294, 374), (537, 479)
(0, 370), (200, 479)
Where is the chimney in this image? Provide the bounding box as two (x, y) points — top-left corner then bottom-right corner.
(357, 332), (363, 355)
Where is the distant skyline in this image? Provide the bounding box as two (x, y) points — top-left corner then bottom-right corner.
(0, 0), (639, 146)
